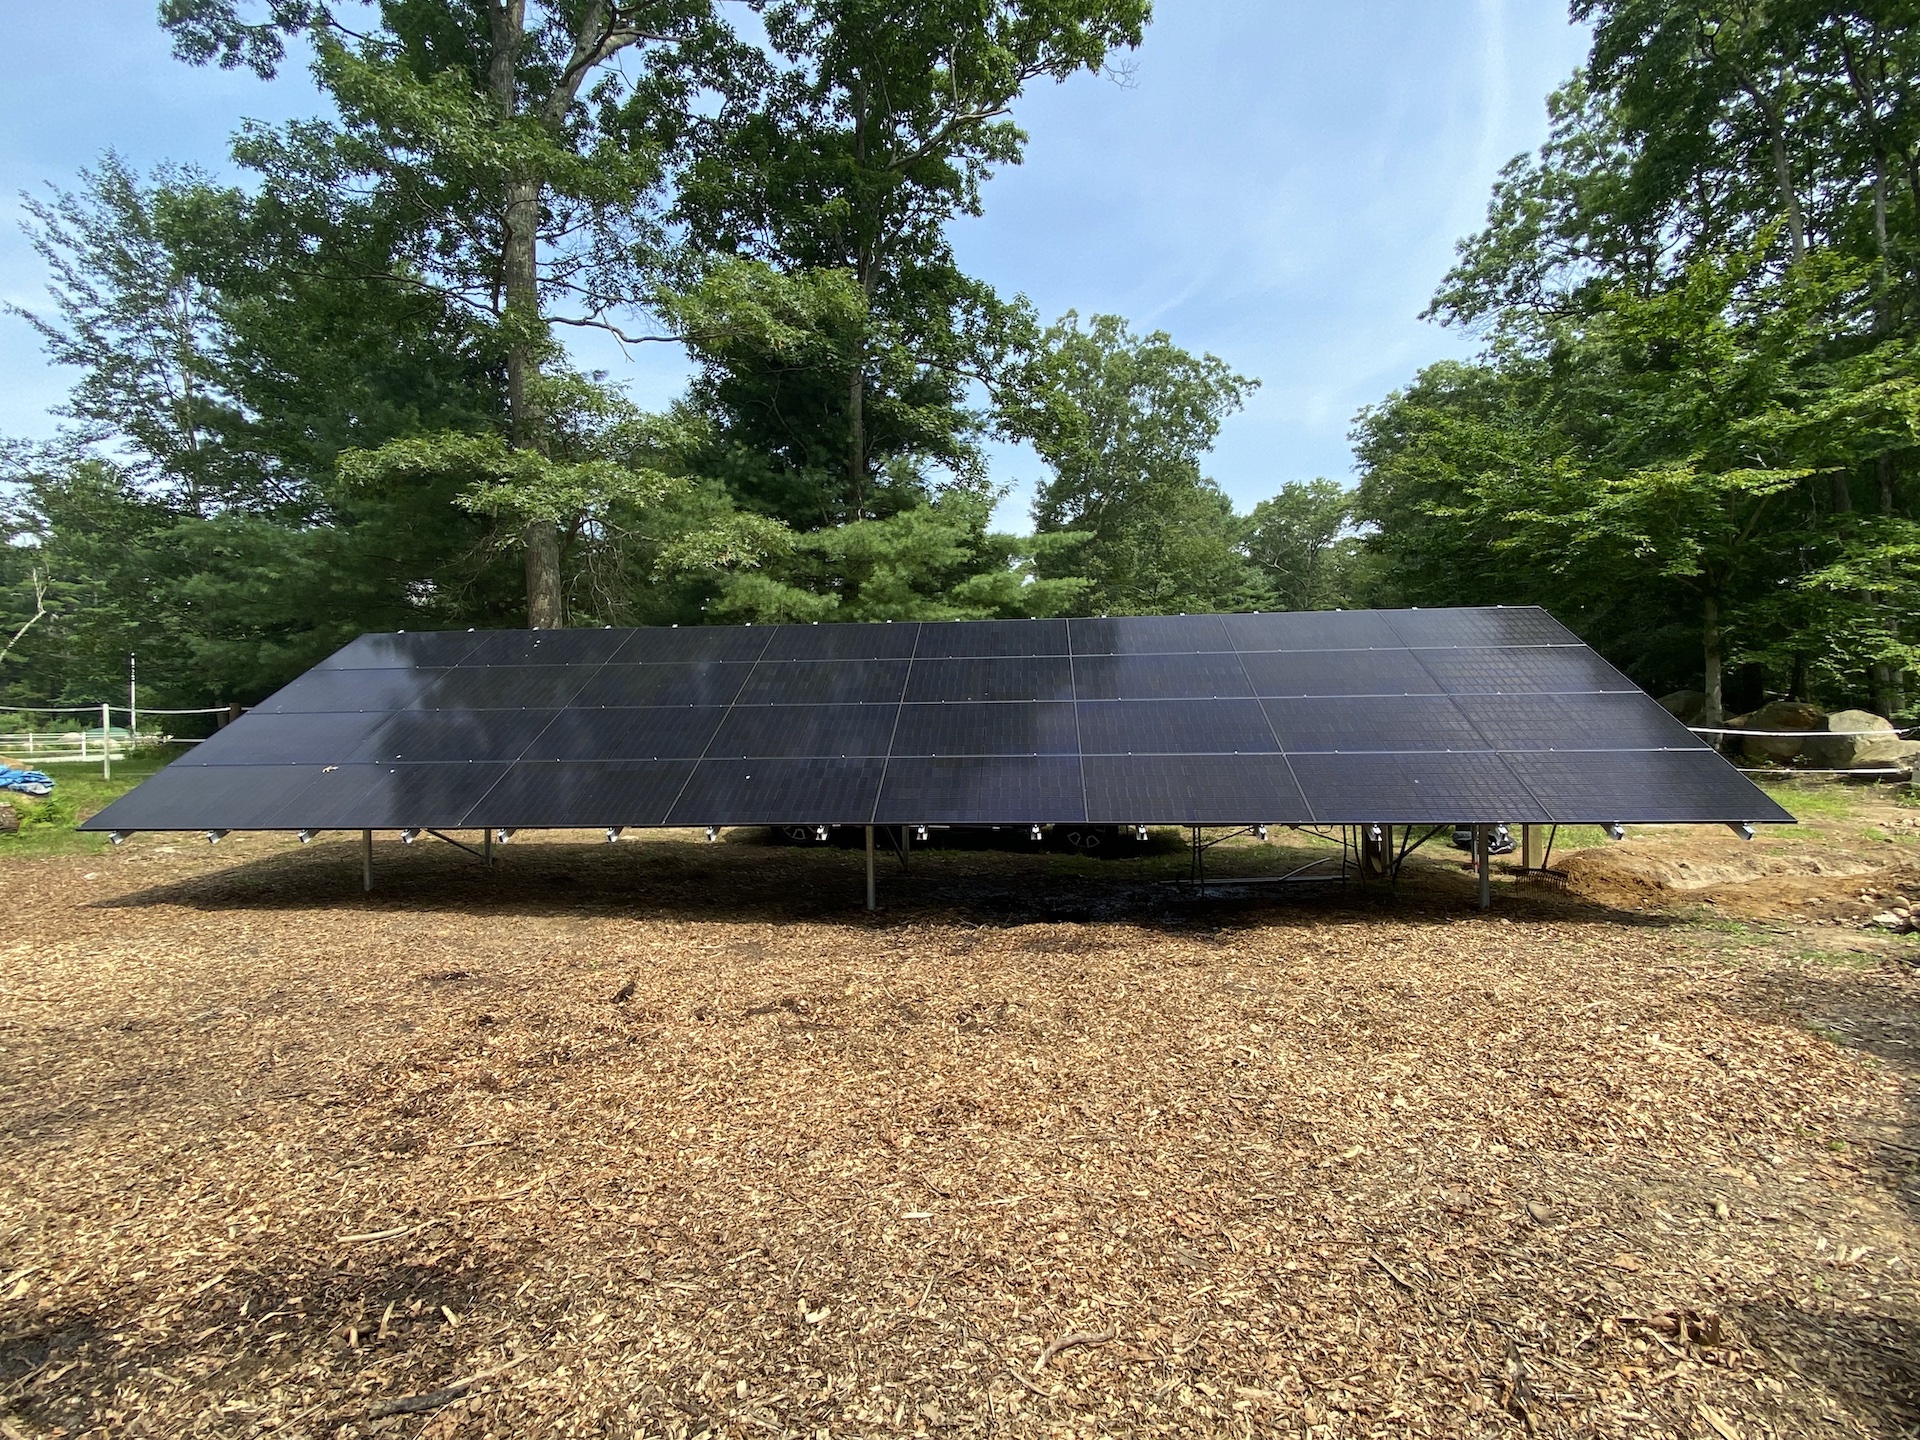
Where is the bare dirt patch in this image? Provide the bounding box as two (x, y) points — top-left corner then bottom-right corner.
(1, 827), (1916, 1438)
(1555, 787), (1920, 926)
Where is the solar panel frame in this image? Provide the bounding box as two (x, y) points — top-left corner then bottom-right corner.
(83, 606), (1793, 834)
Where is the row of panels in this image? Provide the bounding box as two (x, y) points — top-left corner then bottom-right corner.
(264, 646), (1638, 714)
(319, 608), (1581, 671)
(198, 693), (1703, 766)
(91, 748), (1790, 831)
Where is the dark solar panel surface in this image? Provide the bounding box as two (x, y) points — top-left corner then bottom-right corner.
(85, 609), (1793, 831)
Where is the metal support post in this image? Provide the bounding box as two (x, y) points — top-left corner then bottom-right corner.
(1360, 824), (1391, 882)
(100, 702), (112, 780)
(483, 829), (493, 866)
(865, 825), (876, 911)
(1476, 824), (1491, 910)
(362, 829), (373, 893)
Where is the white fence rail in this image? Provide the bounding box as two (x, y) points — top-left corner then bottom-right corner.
(0, 703), (233, 780)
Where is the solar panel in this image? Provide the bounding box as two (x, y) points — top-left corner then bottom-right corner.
(1083, 754), (1310, 824)
(891, 702), (1079, 756)
(665, 757), (888, 826)
(525, 707), (727, 761)
(1288, 752), (1552, 824)
(876, 756), (1087, 824)
(1076, 699), (1280, 754)
(471, 760), (695, 828)
(84, 606), (1794, 833)
(256, 667), (440, 714)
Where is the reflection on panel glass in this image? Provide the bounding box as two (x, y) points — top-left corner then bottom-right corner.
(1239, 648), (1443, 698)
(415, 666), (597, 710)
(665, 757), (888, 824)
(875, 757), (1087, 823)
(1503, 750), (1794, 823)
(367, 709), (560, 763)
(284, 762), (512, 828)
(467, 760), (697, 827)
(572, 663), (757, 708)
(613, 627), (772, 663)
(1383, 606), (1580, 649)
(1075, 699), (1279, 754)
(1070, 614), (1231, 655)
(890, 702), (1078, 756)
(523, 707), (728, 761)
(911, 618), (1070, 658)
(1082, 755), (1310, 824)
(464, 629), (633, 666)
(903, 657), (1075, 703)
(1222, 610), (1401, 652)
(191, 711), (392, 766)
(1415, 646), (1638, 695)
(734, 661), (914, 706)
(255, 667), (440, 714)
(1288, 751), (1550, 824)
(319, 631), (485, 670)
(84, 763), (329, 830)
(1454, 693), (1701, 751)
(1262, 695), (1482, 752)
(708, 704), (898, 758)
(1071, 654), (1252, 701)
(757, 623), (921, 662)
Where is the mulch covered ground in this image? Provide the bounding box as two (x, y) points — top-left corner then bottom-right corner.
(1, 826), (1916, 1438)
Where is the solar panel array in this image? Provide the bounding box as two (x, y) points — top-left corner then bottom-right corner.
(82, 607), (1793, 833)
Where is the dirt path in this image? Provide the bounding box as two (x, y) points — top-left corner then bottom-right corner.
(1, 825), (1916, 1437)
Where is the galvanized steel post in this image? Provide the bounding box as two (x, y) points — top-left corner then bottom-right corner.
(865, 826), (876, 911)
(1477, 825), (1491, 910)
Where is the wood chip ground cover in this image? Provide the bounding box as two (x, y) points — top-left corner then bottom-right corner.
(1, 824), (1916, 1438)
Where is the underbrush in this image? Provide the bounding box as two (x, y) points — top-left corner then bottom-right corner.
(0, 748), (181, 856)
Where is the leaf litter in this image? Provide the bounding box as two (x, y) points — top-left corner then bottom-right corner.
(0, 824), (1915, 1437)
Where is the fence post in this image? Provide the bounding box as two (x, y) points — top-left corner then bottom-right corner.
(101, 702), (111, 780)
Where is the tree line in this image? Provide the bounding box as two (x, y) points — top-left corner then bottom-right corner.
(1352, 0), (1920, 725)
(2, 0), (1358, 712)
(6, 2), (1912, 727)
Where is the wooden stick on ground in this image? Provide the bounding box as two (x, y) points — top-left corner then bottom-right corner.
(1035, 1327), (1117, 1371)
(366, 1354), (529, 1419)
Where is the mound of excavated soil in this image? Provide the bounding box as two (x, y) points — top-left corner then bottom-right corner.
(1558, 823), (1920, 923)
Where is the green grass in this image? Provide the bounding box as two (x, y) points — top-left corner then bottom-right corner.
(1746, 777), (1869, 825)
(0, 747), (181, 857)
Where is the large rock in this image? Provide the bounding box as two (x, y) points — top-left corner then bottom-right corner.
(1804, 709), (1902, 768)
(1659, 690), (1706, 723)
(1735, 699), (1826, 762)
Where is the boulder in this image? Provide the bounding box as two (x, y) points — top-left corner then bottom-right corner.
(1735, 699), (1826, 762)
(1659, 690), (1706, 724)
(1804, 709), (1900, 769)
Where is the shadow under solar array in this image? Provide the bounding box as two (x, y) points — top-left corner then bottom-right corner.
(83, 607), (1793, 833)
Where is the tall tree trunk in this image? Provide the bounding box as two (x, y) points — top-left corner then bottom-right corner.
(1701, 591), (1725, 728)
(847, 366), (866, 523)
(488, 2), (563, 629)
(503, 174), (564, 628)
(1766, 114), (1807, 264)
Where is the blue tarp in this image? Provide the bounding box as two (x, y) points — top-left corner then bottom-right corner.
(0, 767), (56, 796)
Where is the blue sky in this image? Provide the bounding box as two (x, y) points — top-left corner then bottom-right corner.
(0, 1), (1590, 531)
